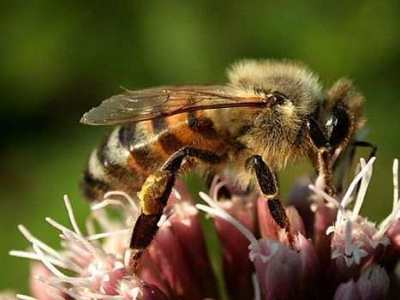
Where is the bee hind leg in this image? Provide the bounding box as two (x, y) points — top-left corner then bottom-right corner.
(129, 146), (222, 271)
(246, 155), (290, 231)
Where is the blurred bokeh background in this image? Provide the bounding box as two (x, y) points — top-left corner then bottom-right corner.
(1, 0), (399, 291)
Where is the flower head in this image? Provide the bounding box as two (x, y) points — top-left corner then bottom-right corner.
(8, 158), (400, 300)
(197, 158), (400, 299)
(10, 194), (166, 300)
(310, 158), (399, 280)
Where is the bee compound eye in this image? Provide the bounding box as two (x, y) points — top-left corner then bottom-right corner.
(271, 91), (287, 105)
(306, 118), (328, 149)
(329, 107), (350, 147)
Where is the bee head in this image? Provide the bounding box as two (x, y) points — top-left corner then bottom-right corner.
(306, 79), (365, 157)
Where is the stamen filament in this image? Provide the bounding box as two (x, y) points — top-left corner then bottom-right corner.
(252, 273), (261, 300)
(393, 159), (399, 210)
(104, 190), (137, 211)
(197, 192), (258, 247)
(341, 157), (375, 210)
(9, 250), (70, 269)
(17, 225), (64, 261)
(64, 195), (82, 236)
(86, 229), (130, 241)
(17, 294), (38, 300)
(352, 158), (372, 219)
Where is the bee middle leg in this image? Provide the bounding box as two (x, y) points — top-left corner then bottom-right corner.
(129, 146), (222, 269)
(246, 155), (289, 231)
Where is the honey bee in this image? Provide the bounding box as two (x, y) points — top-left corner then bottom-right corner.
(81, 59), (367, 267)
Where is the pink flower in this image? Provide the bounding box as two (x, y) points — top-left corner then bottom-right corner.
(10, 195), (167, 300)
(197, 191), (319, 300)
(310, 158), (399, 283)
(334, 265), (389, 300)
(139, 200), (219, 300)
(197, 158), (400, 299)
(9, 158), (400, 300)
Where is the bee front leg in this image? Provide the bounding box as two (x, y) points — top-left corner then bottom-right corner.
(129, 147), (222, 270)
(246, 155), (289, 231)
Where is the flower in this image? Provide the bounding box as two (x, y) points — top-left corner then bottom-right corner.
(196, 191), (319, 300)
(8, 158), (400, 300)
(196, 158), (400, 299)
(309, 158), (400, 285)
(10, 195), (167, 300)
(334, 265), (390, 300)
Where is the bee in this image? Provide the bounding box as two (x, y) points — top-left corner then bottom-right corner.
(81, 59), (367, 267)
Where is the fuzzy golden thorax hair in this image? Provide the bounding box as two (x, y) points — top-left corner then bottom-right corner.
(225, 59), (323, 169)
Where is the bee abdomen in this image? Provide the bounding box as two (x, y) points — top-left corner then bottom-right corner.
(81, 169), (111, 201)
(82, 124), (149, 201)
(82, 112), (225, 202)
(151, 117), (184, 154)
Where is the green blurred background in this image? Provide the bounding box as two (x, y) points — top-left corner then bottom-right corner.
(1, 0), (399, 291)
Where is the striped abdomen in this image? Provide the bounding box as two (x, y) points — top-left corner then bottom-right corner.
(82, 111), (226, 201)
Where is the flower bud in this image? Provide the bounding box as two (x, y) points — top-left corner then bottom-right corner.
(30, 262), (62, 300)
(288, 177), (314, 235)
(334, 265), (389, 300)
(140, 201), (218, 300)
(250, 234), (318, 300)
(257, 198), (306, 243)
(215, 198), (256, 300)
(387, 219), (400, 255)
(334, 280), (362, 300)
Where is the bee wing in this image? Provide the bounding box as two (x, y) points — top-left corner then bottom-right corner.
(80, 85), (266, 125)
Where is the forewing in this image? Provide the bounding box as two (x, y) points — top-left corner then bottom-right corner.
(80, 85), (265, 125)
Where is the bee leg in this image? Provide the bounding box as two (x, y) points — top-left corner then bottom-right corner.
(129, 147), (222, 270)
(246, 155), (289, 231)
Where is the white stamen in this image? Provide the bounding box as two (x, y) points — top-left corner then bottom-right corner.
(86, 229), (130, 241)
(16, 295), (38, 300)
(308, 185), (346, 215)
(64, 195), (82, 236)
(90, 210), (117, 232)
(341, 157), (376, 210)
(209, 175), (221, 193)
(104, 190), (137, 211)
(375, 202), (400, 240)
(173, 188), (182, 200)
(17, 225), (64, 261)
(252, 273), (261, 300)
(197, 192), (258, 247)
(393, 159), (399, 210)
(32, 244), (86, 284)
(9, 250), (69, 269)
(157, 214), (168, 227)
(352, 158), (373, 219)
(212, 180), (228, 201)
(92, 199), (125, 210)
(46, 217), (104, 261)
(85, 215), (97, 237)
(375, 160), (400, 239)
(45, 217), (71, 235)
(344, 220), (353, 257)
